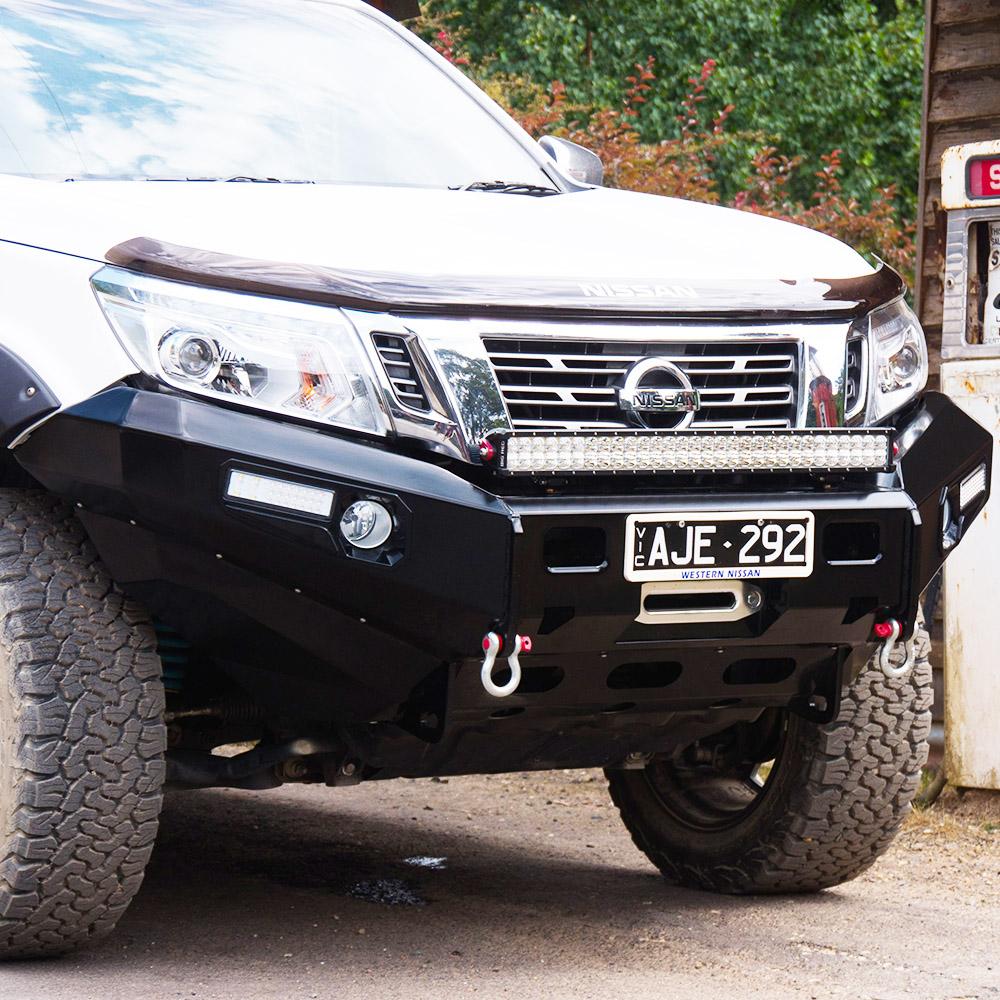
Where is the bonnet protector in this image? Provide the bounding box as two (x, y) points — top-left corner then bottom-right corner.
(365, 0), (420, 19)
(106, 237), (905, 321)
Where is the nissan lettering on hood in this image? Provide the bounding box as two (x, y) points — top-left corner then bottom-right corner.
(0, 0), (990, 958)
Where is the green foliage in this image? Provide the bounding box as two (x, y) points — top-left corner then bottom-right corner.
(422, 0), (924, 221)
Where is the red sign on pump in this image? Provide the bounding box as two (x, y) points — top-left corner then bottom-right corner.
(968, 156), (1000, 199)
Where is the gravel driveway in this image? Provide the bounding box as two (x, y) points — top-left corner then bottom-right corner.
(2, 771), (998, 1000)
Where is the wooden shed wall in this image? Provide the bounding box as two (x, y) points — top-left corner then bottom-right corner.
(917, 0), (1000, 373)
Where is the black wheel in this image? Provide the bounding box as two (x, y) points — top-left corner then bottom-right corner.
(607, 625), (931, 894)
(0, 490), (165, 958)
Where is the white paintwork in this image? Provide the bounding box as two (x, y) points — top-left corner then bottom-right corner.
(0, 0), (874, 435)
(0, 176), (872, 284)
(941, 359), (1000, 791)
(941, 139), (1000, 209)
(0, 240), (138, 433)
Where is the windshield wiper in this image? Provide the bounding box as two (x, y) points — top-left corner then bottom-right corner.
(461, 180), (560, 197)
(221, 176), (314, 183)
(63, 176), (317, 183)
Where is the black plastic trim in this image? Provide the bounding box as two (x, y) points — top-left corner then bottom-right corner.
(0, 345), (58, 447)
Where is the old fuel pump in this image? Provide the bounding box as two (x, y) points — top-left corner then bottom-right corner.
(939, 140), (1000, 791)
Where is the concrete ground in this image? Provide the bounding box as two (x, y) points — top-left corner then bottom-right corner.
(2, 771), (998, 1000)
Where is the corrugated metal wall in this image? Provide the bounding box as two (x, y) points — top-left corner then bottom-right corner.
(916, 0), (1000, 374)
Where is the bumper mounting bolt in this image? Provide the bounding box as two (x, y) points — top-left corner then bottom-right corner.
(745, 589), (763, 611)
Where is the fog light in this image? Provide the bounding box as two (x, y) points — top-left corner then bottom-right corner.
(340, 500), (393, 549)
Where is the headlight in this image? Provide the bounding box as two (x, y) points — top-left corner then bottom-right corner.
(91, 267), (387, 436)
(858, 298), (928, 423)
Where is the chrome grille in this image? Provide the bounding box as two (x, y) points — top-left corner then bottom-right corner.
(372, 333), (429, 410)
(844, 335), (866, 421)
(483, 338), (799, 430)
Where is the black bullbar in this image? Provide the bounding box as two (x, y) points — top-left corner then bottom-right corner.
(11, 386), (990, 728)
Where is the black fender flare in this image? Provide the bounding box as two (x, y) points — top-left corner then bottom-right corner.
(0, 344), (58, 448)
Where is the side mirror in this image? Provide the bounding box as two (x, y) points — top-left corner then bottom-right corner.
(538, 135), (604, 187)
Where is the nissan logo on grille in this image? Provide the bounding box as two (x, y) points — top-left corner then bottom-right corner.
(617, 357), (701, 428)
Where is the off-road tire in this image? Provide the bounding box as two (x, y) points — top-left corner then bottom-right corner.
(607, 625), (932, 894)
(0, 490), (165, 958)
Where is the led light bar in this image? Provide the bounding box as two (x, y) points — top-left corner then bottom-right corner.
(960, 462), (988, 510)
(225, 469), (335, 517)
(496, 429), (893, 475)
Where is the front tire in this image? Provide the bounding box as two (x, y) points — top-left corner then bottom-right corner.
(607, 627), (931, 894)
(0, 491), (165, 958)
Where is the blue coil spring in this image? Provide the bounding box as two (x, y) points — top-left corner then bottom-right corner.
(155, 621), (192, 693)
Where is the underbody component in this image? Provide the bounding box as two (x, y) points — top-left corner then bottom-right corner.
(165, 737), (340, 790)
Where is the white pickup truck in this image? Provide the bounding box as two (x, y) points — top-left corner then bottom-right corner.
(0, 0), (990, 958)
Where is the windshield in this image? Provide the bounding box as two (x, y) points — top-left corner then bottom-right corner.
(0, 0), (551, 188)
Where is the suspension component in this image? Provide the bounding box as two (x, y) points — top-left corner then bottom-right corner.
(155, 620), (191, 693)
(163, 699), (267, 725)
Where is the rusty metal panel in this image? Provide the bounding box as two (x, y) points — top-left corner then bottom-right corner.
(941, 359), (1000, 791)
(942, 137), (1000, 207)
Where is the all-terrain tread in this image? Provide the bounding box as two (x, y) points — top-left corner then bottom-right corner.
(608, 626), (931, 893)
(0, 490), (165, 957)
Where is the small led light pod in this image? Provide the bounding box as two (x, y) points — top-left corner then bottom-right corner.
(340, 500), (393, 549)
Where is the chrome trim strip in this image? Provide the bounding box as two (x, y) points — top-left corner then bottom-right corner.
(547, 562), (609, 575)
(345, 310), (470, 462)
(844, 333), (869, 423)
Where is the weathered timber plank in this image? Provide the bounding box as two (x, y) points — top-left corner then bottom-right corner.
(925, 116), (1000, 178)
(933, 20), (1000, 73)
(935, 0), (1000, 26)
(922, 177), (943, 229)
(929, 69), (1000, 123)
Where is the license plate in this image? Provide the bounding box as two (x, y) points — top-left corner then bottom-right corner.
(624, 510), (815, 582)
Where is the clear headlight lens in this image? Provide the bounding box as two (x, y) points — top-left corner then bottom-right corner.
(91, 268), (387, 435)
(861, 298), (928, 423)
